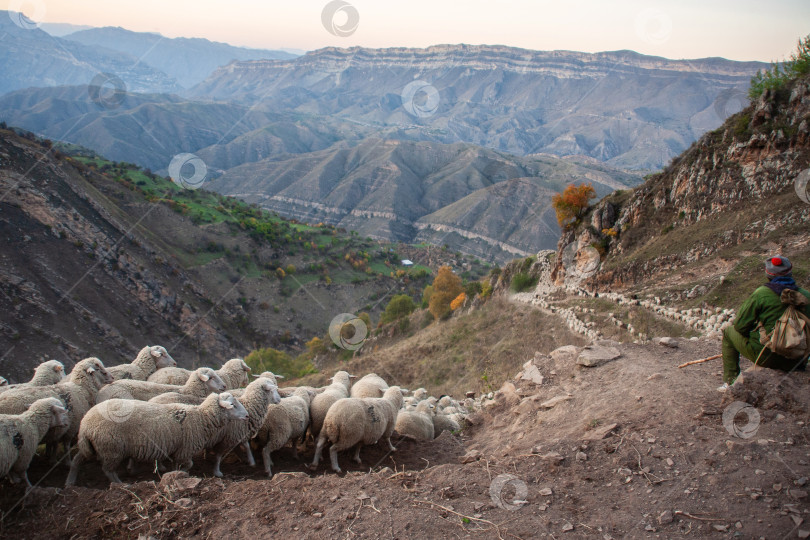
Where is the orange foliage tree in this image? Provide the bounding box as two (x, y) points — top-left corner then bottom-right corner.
(450, 292), (467, 311)
(551, 183), (596, 229)
(429, 266), (464, 320)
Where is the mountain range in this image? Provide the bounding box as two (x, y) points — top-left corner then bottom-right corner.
(193, 45), (766, 170)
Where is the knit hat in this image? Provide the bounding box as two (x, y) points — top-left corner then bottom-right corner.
(765, 255), (792, 277)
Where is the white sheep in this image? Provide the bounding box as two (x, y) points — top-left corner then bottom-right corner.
(0, 360), (66, 394)
(0, 377), (7, 386)
(311, 386), (407, 473)
(394, 400), (435, 441)
(97, 367), (225, 402)
(147, 358), (251, 389)
(412, 388), (428, 402)
(433, 414), (461, 437)
(66, 392), (248, 486)
(107, 346), (176, 381)
(308, 371), (355, 438)
(349, 373), (389, 399)
(0, 358), (114, 457)
(209, 377), (281, 478)
(0, 397), (69, 486)
(254, 387), (314, 477)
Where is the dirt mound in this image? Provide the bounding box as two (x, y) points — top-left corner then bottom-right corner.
(3, 338), (809, 538)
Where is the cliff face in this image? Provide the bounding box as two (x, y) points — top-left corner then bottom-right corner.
(552, 75), (810, 303)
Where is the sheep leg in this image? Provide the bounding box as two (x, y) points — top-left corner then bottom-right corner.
(242, 442), (256, 467)
(212, 454), (224, 478)
(310, 434), (327, 469)
(328, 445), (342, 473)
(262, 445), (274, 477)
(290, 440), (299, 461)
(386, 436), (396, 452)
(352, 443), (363, 464)
(66, 452), (87, 487)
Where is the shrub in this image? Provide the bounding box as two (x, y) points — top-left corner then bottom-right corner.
(464, 281), (483, 298)
(551, 183), (596, 229)
(749, 34), (810, 99)
(450, 292), (466, 311)
(285, 264), (296, 275)
(380, 294), (416, 324)
(511, 272), (538, 293)
(421, 284), (434, 309)
(429, 266), (464, 320)
(245, 347), (316, 379)
(275, 268), (286, 279)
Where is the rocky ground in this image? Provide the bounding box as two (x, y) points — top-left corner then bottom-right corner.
(2, 335), (808, 539)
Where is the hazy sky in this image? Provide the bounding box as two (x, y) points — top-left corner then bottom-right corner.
(4, 0), (808, 61)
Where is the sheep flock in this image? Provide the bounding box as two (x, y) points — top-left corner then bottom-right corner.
(0, 350), (476, 489)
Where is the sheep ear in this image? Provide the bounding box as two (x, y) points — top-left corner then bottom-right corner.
(242, 362), (251, 372)
(275, 374), (285, 379)
(218, 395), (234, 409)
(199, 372), (210, 382)
(400, 388), (409, 395)
(151, 348), (163, 358)
(349, 374), (358, 380)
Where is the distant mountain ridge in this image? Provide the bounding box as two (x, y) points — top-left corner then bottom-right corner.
(209, 138), (642, 262)
(193, 44), (767, 170)
(63, 26), (296, 88)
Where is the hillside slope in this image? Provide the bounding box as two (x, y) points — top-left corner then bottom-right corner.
(0, 128), (466, 381)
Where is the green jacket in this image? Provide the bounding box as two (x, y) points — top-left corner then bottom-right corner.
(734, 285), (810, 352)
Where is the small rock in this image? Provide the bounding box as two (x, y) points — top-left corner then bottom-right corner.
(797, 478), (808, 487)
(791, 515), (804, 526)
(174, 498), (193, 509)
(583, 422), (619, 441)
(655, 337), (679, 348)
(313, 512), (323, 518)
(460, 450), (482, 464)
(465, 391), (476, 398)
(774, 483), (783, 492)
(562, 522), (574, 532)
(666, 458), (674, 467)
(755, 469), (766, 475)
(576, 451), (588, 462)
(790, 490), (809, 499)
(712, 524), (729, 532)
(797, 530), (810, 539)
(538, 504), (548, 511)
(520, 365), (544, 385)
(538, 488), (553, 496)
(473, 502), (485, 511)
(539, 452), (565, 463)
(540, 394), (573, 409)
(658, 510), (673, 525)
(576, 345), (621, 367)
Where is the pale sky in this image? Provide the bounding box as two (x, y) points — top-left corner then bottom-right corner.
(4, 0), (809, 61)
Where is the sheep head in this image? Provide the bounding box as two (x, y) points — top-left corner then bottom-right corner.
(75, 357), (114, 387)
(149, 346), (177, 369)
(197, 368), (226, 393)
(260, 379), (281, 405)
(47, 398), (70, 428)
(218, 393), (248, 420)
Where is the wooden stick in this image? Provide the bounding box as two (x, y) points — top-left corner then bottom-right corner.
(678, 354), (721, 368)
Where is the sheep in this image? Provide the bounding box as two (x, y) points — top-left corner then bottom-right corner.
(432, 414), (461, 437)
(0, 358), (114, 457)
(209, 377), (281, 477)
(0, 397), (69, 486)
(0, 377), (7, 386)
(394, 400), (435, 441)
(97, 367), (225, 403)
(349, 373), (389, 399)
(0, 360), (66, 394)
(308, 371), (355, 438)
(311, 386), (407, 473)
(66, 392), (248, 486)
(107, 346), (176, 381)
(147, 359), (251, 389)
(254, 387), (314, 477)
(412, 388), (428, 402)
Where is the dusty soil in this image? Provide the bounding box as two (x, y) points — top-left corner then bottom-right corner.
(2, 337), (809, 539)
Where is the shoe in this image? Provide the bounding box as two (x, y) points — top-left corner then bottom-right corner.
(717, 383), (729, 392)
